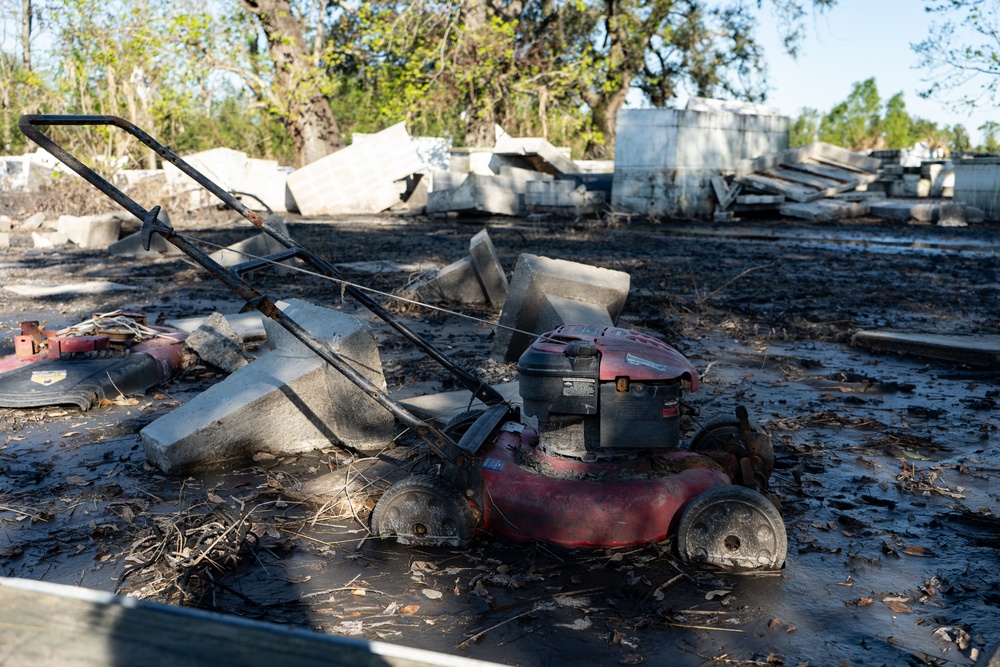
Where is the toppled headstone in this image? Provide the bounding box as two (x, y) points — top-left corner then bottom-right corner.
(409, 229), (508, 306)
(184, 312), (249, 374)
(141, 299), (394, 472)
(287, 122), (423, 216)
(491, 253), (630, 362)
(734, 142), (881, 203)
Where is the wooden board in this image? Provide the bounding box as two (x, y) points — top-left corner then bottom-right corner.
(0, 578), (502, 667)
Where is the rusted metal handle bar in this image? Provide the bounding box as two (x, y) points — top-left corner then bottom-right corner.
(18, 114), (472, 467)
(18, 114), (506, 408)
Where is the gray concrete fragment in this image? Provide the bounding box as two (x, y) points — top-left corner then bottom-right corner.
(412, 256), (488, 304)
(56, 212), (128, 248)
(492, 137), (579, 175)
(5, 281), (136, 297)
(468, 229), (508, 308)
(853, 330), (1000, 369)
(208, 215), (290, 269)
(166, 311), (268, 341)
(779, 199), (869, 221)
(31, 232), (68, 249)
(21, 213), (45, 230)
(491, 253), (630, 362)
(0, 215), (12, 231)
(0, 233), (8, 248)
(426, 173), (521, 216)
(184, 312), (249, 374)
(141, 299), (395, 472)
(108, 231), (181, 257)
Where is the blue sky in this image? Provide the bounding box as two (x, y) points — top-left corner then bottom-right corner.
(747, 0), (996, 139)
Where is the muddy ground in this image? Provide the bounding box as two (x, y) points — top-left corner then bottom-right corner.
(1, 201), (999, 666)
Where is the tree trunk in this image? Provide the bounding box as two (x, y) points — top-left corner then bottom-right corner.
(462, 0), (495, 148)
(583, 74), (631, 159)
(21, 0), (31, 71)
(243, 0), (343, 167)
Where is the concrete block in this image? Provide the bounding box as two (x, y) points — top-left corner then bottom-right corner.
(426, 173), (521, 216)
(184, 312), (249, 374)
(491, 254), (630, 362)
(56, 212), (128, 249)
(492, 137), (579, 175)
(853, 330), (1000, 368)
(412, 256), (488, 304)
(21, 212), (45, 230)
(208, 215), (290, 269)
(31, 231), (68, 249)
(524, 180), (605, 215)
(428, 169), (467, 193)
(0, 233), (8, 248)
(288, 122), (423, 216)
(498, 165), (554, 192)
(0, 215), (12, 231)
(141, 299), (394, 472)
(109, 230), (181, 258)
(469, 228), (508, 308)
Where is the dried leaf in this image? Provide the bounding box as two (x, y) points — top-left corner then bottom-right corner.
(400, 605), (420, 615)
(847, 597), (873, 606)
(351, 588), (367, 596)
(705, 590), (730, 601)
(207, 493), (225, 504)
(882, 599), (913, 614)
(422, 589), (443, 600)
(66, 475), (90, 486)
(768, 618), (783, 629)
(61, 431), (79, 437)
(902, 546), (932, 557)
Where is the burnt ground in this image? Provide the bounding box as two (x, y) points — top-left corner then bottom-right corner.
(1, 204), (1000, 666)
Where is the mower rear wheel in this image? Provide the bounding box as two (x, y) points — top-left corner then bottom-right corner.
(371, 474), (475, 548)
(676, 485), (787, 570)
(689, 416), (774, 481)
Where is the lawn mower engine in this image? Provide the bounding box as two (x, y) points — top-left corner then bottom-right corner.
(375, 325), (788, 570)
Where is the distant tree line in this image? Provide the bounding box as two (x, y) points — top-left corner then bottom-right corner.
(787, 77), (993, 155)
(1, 0), (836, 170)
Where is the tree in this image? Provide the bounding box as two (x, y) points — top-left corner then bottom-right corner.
(241, 0), (344, 166)
(950, 123), (971, 153)
(819, 78), (882, 150)
(789, 107), (821, 147)
(914, 0), (1000, 108)
(883, 92), (913, 149)
(980, 121), (1000, 152)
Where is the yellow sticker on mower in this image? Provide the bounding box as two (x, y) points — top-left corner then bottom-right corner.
(31, 370), (67, 386)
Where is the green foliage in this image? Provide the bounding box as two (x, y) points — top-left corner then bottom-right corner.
(789, 108), (821, 147)
(819, 77), (882, 150)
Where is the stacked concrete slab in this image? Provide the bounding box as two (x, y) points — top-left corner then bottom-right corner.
(612, 107), (790, 219)
(491, 254), (630, 362)
(141, 299), (395, 473)
(0, 154), (60, 193)
(953, 157), (1000, 221)
(287, 122), (423, 216)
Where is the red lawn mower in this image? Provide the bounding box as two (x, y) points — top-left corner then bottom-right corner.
(20, 115), (786, 571)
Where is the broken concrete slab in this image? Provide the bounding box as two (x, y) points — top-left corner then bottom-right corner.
(21, 212), (45, 230)
(184, 312), (249, 374)
(491, 254), (630, 362)
(5, 281), (137, 297)
(524, 180), (606, 216)
(411, 256), (489, 305)
(779, 199), (869, 222)
(31, 232), (68, 249)
(468, 229), (508, 308)
(853, 330), (1000, 369)
(426, 173), (521, 216)
(0, 215), (11, 232)
(492, 137), (579, 175)
(141, 299), (394, 472)
(734, 143), (880, 204)
(108, 210), (182, 258)
(56, 212), (128, 249)
(208, 215), (290, 269)
(399, 382), (522, 424)
(868, 200), (984, 225)
(287, 122), (423, 216)
(166, 311), (268, 342)
(0, 233), (8, 248)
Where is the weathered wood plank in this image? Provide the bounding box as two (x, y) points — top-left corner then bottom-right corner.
(0, 578), (501, 667)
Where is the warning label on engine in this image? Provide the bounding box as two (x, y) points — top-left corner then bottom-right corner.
(31, 370), (67, 386)
(562, 378), (596, 397)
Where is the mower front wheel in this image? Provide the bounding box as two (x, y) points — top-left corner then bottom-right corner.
(676, 485), (787, 570)
(370, 474), (476, 548)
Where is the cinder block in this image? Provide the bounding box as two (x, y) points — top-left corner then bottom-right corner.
(141, 299), (395, 472)
(491, 253), (630, 362)
(469, 229), (507, 308)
